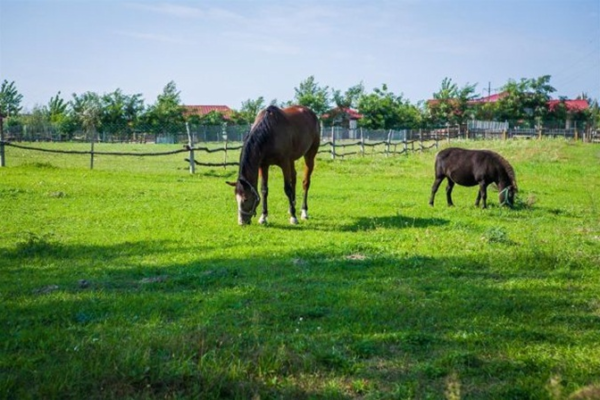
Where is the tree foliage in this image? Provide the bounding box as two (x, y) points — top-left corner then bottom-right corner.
(495, 75), (555, 126)
(239, 97), (266, 124)
(100, 89), (145, 139)
(3, 74), (597, 141)
(70, 91), (102, 137)
(427, 78), (477, 126)
(293, 76), (330, 116)
(357, 84), (421, 129)
(143, 81), (185, 135)
(0, 80), (23, 117)
(332, 83), (364, 109)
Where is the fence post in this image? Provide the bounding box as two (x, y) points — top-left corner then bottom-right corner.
(0, 112), (5, 167)
(186, 122), (195, 174)
(89, 130), (95, 170)
(222, 123), (229, 169)
(419, 129), (423, 152)
(360, 128), (364, 157)
(385, 130), (391, 157)
(331, 126), (335, 160)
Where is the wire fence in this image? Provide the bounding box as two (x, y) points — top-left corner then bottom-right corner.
(1, 121), (598, 171)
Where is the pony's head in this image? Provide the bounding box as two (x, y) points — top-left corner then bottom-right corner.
(226, 178), (260, 225)
(499, 183), (517, 207)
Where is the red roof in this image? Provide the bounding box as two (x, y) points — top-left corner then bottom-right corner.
(470, 92), (508, 103)
(548, 99), (589, 112)
(184, 105), (233, 118)
(428, 92), (589, 113)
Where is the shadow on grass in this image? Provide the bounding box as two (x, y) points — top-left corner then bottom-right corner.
(346, 214), (449, 231)
(1, 240), (599, 399)
(264, 213), (449, 232)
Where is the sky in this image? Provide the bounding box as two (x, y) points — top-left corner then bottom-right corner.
(1, 0), (599, 112)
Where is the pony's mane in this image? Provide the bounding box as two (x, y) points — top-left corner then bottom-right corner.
(490, 151), (518, 189)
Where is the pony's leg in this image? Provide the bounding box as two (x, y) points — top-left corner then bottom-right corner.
(258, 166), (269, 224)
(445, 180), (455, 206)
(301, 149), (317, 219)
(429, 177), (444, 206)
(282, 162), (298, 224)
(478, 182), (488, 208)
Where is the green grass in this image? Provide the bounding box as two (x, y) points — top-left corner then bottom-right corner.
(1, 139), (599, 399)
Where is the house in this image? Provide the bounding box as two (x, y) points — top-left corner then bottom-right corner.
(321, 107), (363, 128)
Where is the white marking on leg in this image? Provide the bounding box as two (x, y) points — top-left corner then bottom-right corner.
(290, 216), (299, 225)
(236, 194), (244, 225)
(259, 214), (268, 225)
(301, 209), (309, 220)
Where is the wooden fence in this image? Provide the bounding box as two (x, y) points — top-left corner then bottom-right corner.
(0, 132), (446, 173)
(1, 122), (598, 172)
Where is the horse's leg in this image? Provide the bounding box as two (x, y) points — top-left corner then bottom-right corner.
(445, 180), (455, 206)
(258, 166), (269, 224)
(429, 177), (444, 206)
(301, 148), (317, 219)
(282, 162), (298, 224)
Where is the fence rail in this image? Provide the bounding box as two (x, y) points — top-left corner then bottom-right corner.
(1, 122), (598, 172)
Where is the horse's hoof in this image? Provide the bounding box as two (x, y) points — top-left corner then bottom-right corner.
(290, 217), (299, 225)
(258, 215), (268, 225)
(301, 210), (309, 220)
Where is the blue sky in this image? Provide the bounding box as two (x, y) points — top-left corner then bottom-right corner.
(1, 0), (599, 111)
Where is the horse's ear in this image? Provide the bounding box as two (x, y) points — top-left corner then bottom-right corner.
(225, 181), (237, 187)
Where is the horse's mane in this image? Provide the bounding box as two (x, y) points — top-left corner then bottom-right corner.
(490, 151), (518, 189)
(239, 106), (285, 176)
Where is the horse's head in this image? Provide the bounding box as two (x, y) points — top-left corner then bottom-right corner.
(226, 178), (260, 225)
(499, 183), (517, 208)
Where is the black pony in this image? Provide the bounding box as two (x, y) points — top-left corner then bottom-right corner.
(429, 147), (518, 208)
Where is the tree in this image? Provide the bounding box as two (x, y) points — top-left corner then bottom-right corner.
(48, 92), (76, 140)
(496, 75), (555, 127)
(332, 83), (364, 109)
(427, 78), (477, 126)
(293, 76), (330, 115)
(143, 81), (185, 136)
(238, 97), (266, 124)
(70, 91), (102, 138)
(200, 110), (227, 126)
(0, 80), (23, 117)
(100, 89), (144, 140)
(357, 84), (421, 129)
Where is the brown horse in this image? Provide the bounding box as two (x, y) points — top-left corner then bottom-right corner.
(429, 147), (518, 208)
(226, 105), (320, 225)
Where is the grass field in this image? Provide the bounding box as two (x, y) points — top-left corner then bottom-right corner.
(1, 139), (599, 399)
